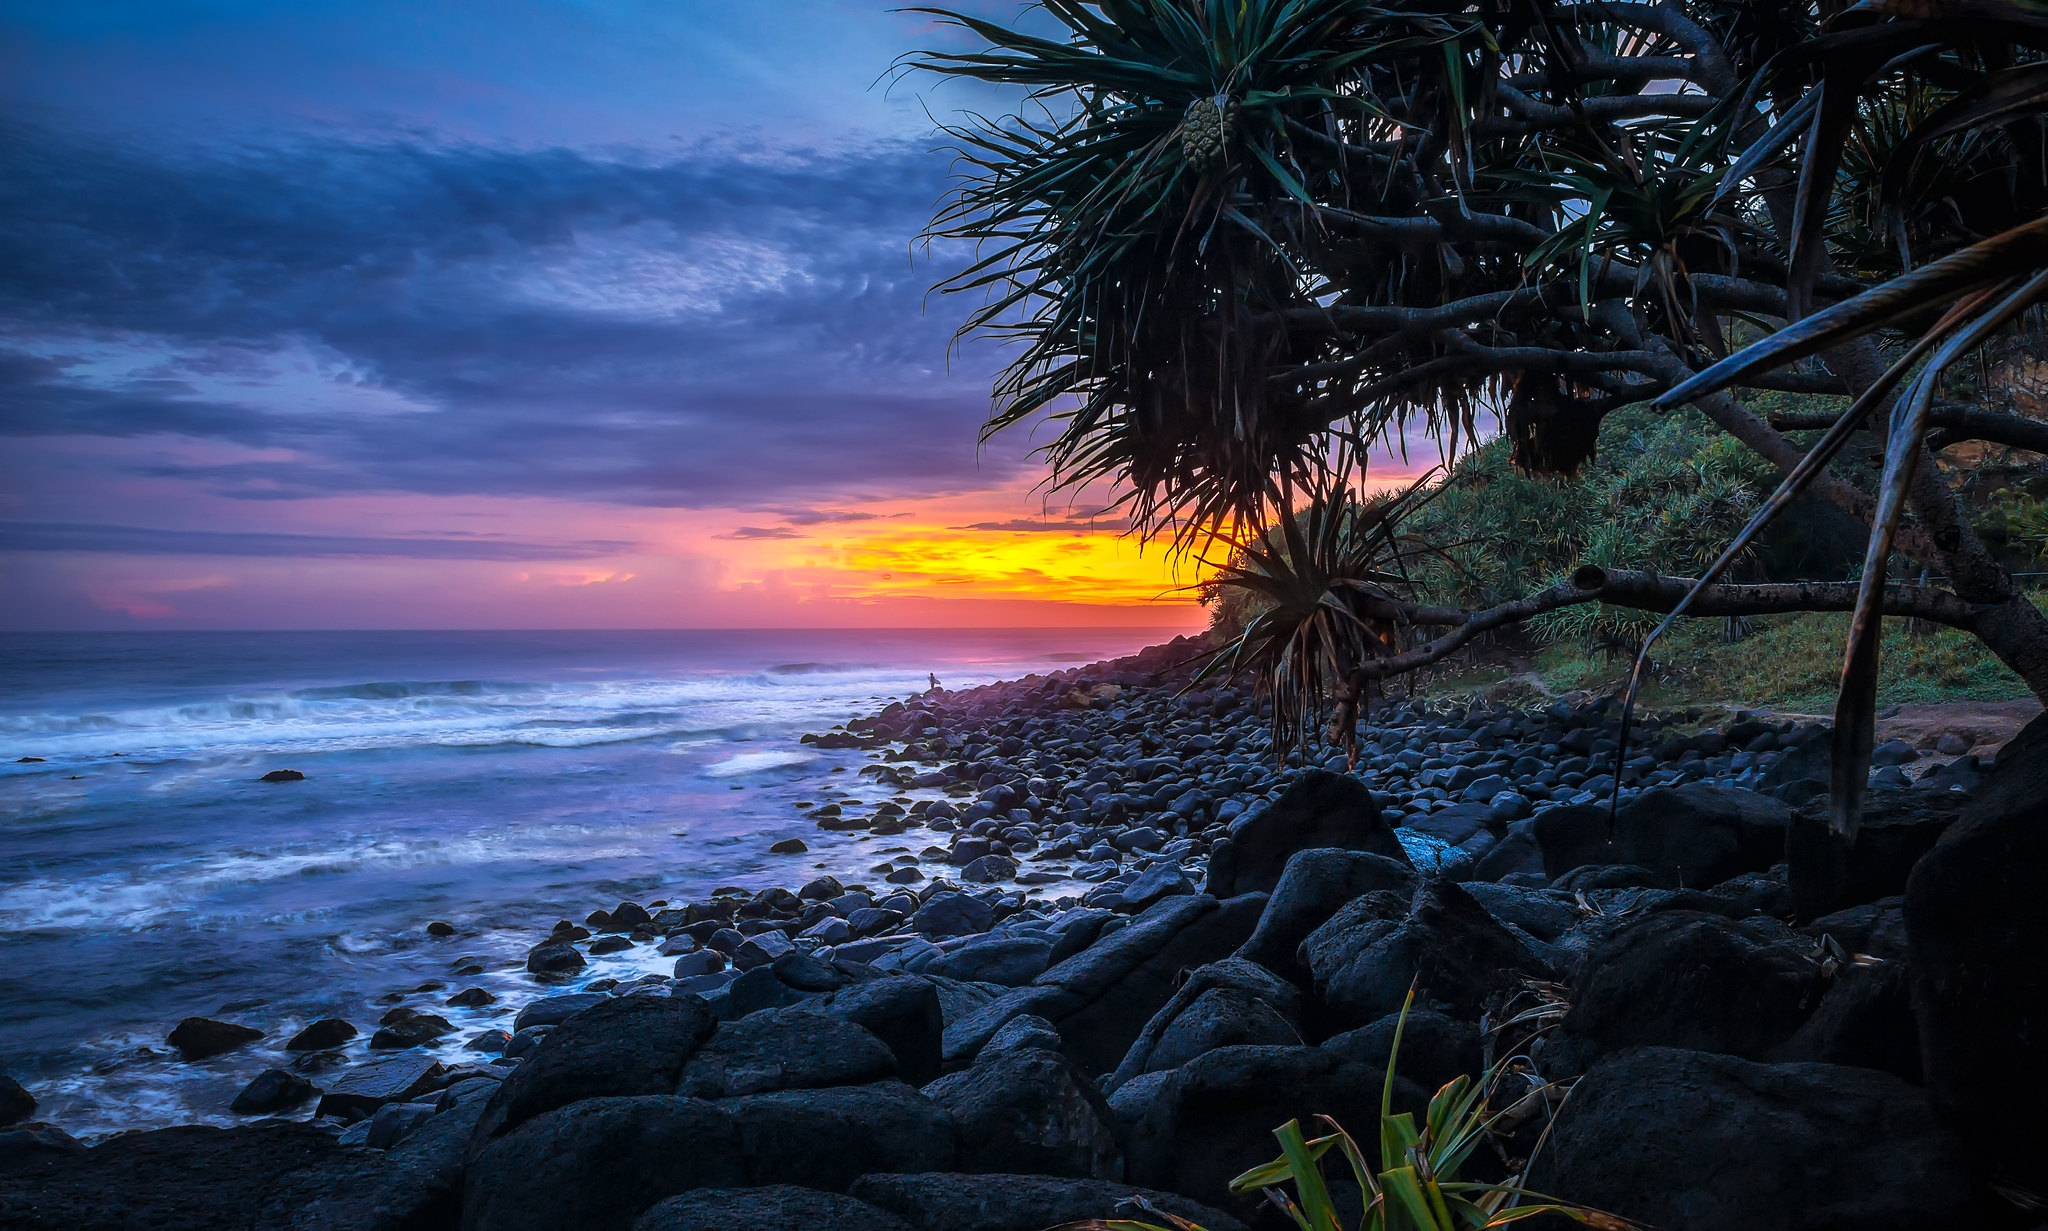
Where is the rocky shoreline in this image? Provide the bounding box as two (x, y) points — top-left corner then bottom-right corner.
(4, 633), (2043, 1229)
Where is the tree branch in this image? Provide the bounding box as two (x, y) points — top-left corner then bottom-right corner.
(1354, 566), (1982, 684)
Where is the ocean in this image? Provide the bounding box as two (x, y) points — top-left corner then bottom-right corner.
(0, 627), (1184, 1140)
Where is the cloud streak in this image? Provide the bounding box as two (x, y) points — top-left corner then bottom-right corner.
(0, 123), (1011, 510)
(0, 522), (639, 560)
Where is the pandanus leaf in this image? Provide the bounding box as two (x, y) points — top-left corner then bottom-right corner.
(1827, 269), (2048, 893)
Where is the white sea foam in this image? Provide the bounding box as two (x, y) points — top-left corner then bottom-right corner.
(703, 749), (818, 777)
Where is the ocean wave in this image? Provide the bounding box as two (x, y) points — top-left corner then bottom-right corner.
(702, 749), (818, 777)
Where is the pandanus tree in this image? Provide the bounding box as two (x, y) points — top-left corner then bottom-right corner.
(905, 0), (2048, 913)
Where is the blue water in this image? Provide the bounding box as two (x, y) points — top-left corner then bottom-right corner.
(0, 627), (1182, 1139)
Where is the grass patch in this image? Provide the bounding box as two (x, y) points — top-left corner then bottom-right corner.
(1446, 611), (2033, 712)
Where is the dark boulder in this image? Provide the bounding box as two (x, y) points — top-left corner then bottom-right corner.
(1805, 897), (1908, 960)
(929, 936), (1052, 987)
(1553, 911), (1822, 1068)
(1770, 960), (1920, 1082)
(1535, 785), (1790, 888)
(293, 1080), (499, 1230)
(1788, 786), (1960, 914)
(1109, 958), (1301, 1090)
(1905, 711), (2048, 1195)
(1469, 818), (1543, 882)
(1205, 771), (1409, 897)
(0, 1122), (85, 1175)
(848, 1172), (1247, 1231)
(229, 1068), (318, 1114)
(316, 1053), (445, 1121)
(1456, 881), (1583, 942)
(1550, 863), (1671, 892)
(677, 1010), (895, 1098)
(1109, 1045), (1426, 1210)
(724, 1080), (958, 1193)
(524, 942), (585, 976)
(0, 1122), (382, 1229)
(910, 893), (992, 940)
(0, 1078), (32, 1128)
(944, 893), (1265, 1074)
(632, 1186), (910, 1231)
(469, 993), (717, 1151)
(462, 1096), (743, 1231)
(166, 1017), (263, 1061)
(369, 1010), (454, 1050)
(513, 993), (608, 1032)
(1320, 1009), (1481, 1100)
(922, 1046), (1121, 1180)
(1234, 848), (1416, 978)
(285, 1018), (358, 1051)
(1527, 1047), (1975, 1231)
(1300, 880), (1550, 1028)
(798, 976), (944, 1086)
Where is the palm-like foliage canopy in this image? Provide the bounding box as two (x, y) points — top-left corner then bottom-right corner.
(909, 0), (2048, 538)
(909, 0), (2048, 913)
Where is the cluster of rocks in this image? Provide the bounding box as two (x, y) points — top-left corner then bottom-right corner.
(5, 637), (2042, 1229)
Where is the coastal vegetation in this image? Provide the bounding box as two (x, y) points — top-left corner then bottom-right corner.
(907, 0), (2048, 909)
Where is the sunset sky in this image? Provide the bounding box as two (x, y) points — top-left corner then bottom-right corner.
(0, 1), (1431, 630)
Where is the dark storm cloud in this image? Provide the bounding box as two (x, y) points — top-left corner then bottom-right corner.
(0, 522), (637, 560)
(0, 124), (1013, 507)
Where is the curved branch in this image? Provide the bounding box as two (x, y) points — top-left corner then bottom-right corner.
(1354, 566), (1982, 683)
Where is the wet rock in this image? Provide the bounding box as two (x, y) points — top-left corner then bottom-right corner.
(1771, 960), (1920, 1081)
(0, 1121), (87, 1173)
(911, 893), (993, 939)
(1234, 848), (1416, 977)
(467, 1029), (512, 1054)
(922, 1046), (1122, 1180)
(463, 1096), (745, 1231)
(799, 976), (944, 1086)
(1456, 881), (1583, 942)
(426, 921), (457, 937)
(1554, 911), (1822, 1068)
(1534, 785), (1789, 888)
(0, 1078), (32, 1128)
(769, 838), (809, 855)
(982, 1014), (1061, 1055)
(315, 1053), (445, 1120)
(1300, 880), (1549, 1028)
(633, 1186), (911, 1231)
(1110, 959), (1301, 1089)
(1906, 711), (2048, 1195)
(672, 950), (726, 979)
(1527, 1047), (1974, 1231)
(0, 1122), (381, 1228)
(513, 993), (608, 1032)
(471, 993), (718, 1150)
(847, 1172), (1247, 1231)
(735, 931), (795, 970)
(1111, 1045), (1425, 1210)
(167, 1017), (263, 1061)
(960, 854), (1018, 884)
(677, 1010), (895, 1098)
(1205, 771), (1408, 898)
(259, 769), (305, 782)
(944, 893), (1266, 1074)
(589, 936), (634, 955)
(724, 1080), (959, 1193)
(1551, 863), (1671, 892)
(365, 1101), (439, 1149)
(229, 1068), (318, 1114)
(525, 942), (585, 976)
(1321, 1009), (1481, 1100)
(446, 987), (496, 1008)
(929, 936), (1052, 987)
(1116, 862), (1194, 912)
(370, 1010), (454, 1050)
